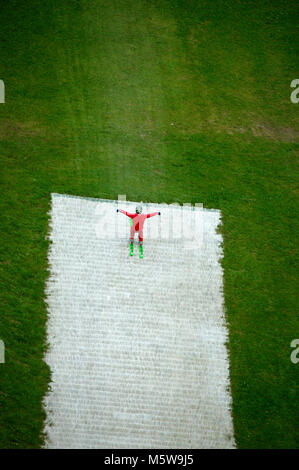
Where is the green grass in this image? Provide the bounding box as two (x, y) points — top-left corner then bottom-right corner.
(0, 0), (298, 448)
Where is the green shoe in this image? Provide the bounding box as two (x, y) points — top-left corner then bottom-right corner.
(139, 244), (143, 259)
(130, 242), (134, 256)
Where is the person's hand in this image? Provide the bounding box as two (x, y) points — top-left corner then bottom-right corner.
(158, 212), (161, 215)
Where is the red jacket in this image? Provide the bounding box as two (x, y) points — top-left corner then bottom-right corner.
(119, 210), (158, 233)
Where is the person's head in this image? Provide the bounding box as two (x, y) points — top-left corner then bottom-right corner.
(136, 204), (143, 214)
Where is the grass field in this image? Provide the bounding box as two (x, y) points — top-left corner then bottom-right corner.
(0, 0), (298, 448)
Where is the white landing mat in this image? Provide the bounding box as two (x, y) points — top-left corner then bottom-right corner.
(43, 193), (235, 448)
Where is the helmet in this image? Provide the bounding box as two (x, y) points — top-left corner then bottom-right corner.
(136, 204), (143, 214)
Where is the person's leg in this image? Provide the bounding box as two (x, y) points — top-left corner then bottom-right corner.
(138, 227), (143, 245)
(138, 232), (143, 258)
(129, 229), (135, 256)
(130, 225), (135, 243)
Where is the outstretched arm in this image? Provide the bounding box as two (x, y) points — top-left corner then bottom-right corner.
(117, 209), (135, 218)
(146, 211), (161, 218)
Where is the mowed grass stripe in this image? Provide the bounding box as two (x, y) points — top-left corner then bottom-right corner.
(0, 0), (298, 448)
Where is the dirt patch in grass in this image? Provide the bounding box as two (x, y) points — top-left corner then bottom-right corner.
(224, 123), (298, 142)
(0, 120), (45, 140)
(250, 123), (299, 142)
(171, 120), (299, 142)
